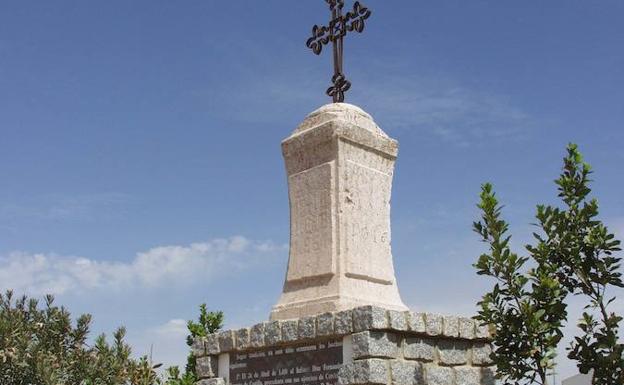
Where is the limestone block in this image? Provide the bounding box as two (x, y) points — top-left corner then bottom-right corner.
(426, 366), (455, 385)
(353, 306), (389, 332)
(425, 314), (443, 336)
(195, 356), (218, 379)
(475, 324), (492, 340)
(408, 312), (426, 334)
(443, 316), (459, 338)
(458, 318), (475, 340)
(438, 340), (469, 366)
(390, 360), (423, 385)
(454, 367), (480, 385)
(195, 378), (225, 385)
(282, 320), (299, 342)
(335, 310), (354, 335)
(298, 316), (317, 339)
(218, 330), (235, 352)
(472, 343), (493, 366)
(235, 328), (250, 351)
(265, 321), (282, 345)
(389, 310), (408, 331)
(481, 367), (496, 385)
(191, 337), (206, 357)
(317, 312), (335, 336)
(351, 359), (389, 385)
(352, 331), (399, 359)
(206, 334), (220, 355)
(404, 337), (436, 362)
(338, 363), (355, 385)
(249, 323), (265, 348)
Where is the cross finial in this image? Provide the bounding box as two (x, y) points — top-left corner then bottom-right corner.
(306, 1), (372, 103)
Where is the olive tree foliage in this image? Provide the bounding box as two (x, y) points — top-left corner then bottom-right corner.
(0, 290), (160, 385)
(474, 144), (623, 385)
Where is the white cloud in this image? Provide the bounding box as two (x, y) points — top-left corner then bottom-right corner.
(0, 236), (286, 296)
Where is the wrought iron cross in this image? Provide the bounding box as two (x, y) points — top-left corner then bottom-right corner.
(306, 0), (372, 103)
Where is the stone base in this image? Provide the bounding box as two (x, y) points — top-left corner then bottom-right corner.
(191, 306), (495, 385)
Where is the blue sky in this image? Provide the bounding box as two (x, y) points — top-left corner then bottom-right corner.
(1, 1), (623, 380)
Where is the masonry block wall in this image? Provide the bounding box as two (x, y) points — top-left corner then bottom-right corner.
(191, 306), (495, 385)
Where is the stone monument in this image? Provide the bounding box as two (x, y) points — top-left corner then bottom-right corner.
(190, 2), (495, 385)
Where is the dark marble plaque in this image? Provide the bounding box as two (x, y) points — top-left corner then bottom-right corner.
(229, 339), (343, 385)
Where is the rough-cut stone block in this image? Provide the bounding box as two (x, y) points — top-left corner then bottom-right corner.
(195, 356), (217, 379)
(218, 330), (235, 352)
(352, 331), (399, 359)
(454, 367), (480, 385)
(408, 312), (426, 333)
(438, 340), (469, 366)
(206, 334), (220, 355)
(191, 337), (206, 357)
(335, 310), (353, 335)
(390, 360), (423, 385)
(235, 328), (250, 351)
(475, 323), (492, 339)
(443, 316), (459, 337)
(481, 367), (496, 385)
(317, 312), (335, 336)
(404, 337), (436, 362)
(353, 306), (389, 332)
(352, 359), (389, 385)
(196, 378), (226, 385)
(338, 362), (355, 385)
(458, 318), (475, 340)
(250, 323), (265, 348)
(472, 343), (493, 366)
(426, 366), (455, 385)
(282, 320), (299, 342)
(426, 313), (443, 336)
(265, 321), (282, 345)
(298, 316), (316, 339)
(389, 310), (408, 331)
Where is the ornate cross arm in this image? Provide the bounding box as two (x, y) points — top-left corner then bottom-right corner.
(306, 1), (372, 103)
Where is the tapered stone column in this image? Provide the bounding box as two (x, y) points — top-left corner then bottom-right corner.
(270, 103), (408, 320)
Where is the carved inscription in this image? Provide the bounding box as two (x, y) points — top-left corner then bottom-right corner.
(287, 162), (335, 282)
(230, 340), (343, 385)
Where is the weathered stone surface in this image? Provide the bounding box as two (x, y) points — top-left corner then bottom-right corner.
(195, 356), (217, 379)
(458, 318), (475, 340)
(270, 103), (408, 320)
(472, 343), (493, 366)
(426, 366), (455, 385)
(426, 314), (443, 336)
(481, 367), (496, 385)
(353, 306), (389, 332)
(352, 331), (399, 359)
(454, 367), (480, 385)
(475, 324), (492, 339)
(235, 328), (250, 351)
(338, 363), (355, 385)
(352, 359), (389, 385)
(282, 320), (299, 342)
(335, 310), (353, 335)
(317, 312), (335, 336)
(408, 312), (426, 333)
(218, 330), (235, 352)
(265, 320), (282, 345)
(249, 323), (265, 348)
(443, 316), (459, 338)
(206, 334), (220, 355)
(404, 337), (436, 362)
(196, 378), (225, 385)
(298, 316), (316, 339)
(191, 337), (206, 357)
(390, 360), (423, 385)
(389, 310), (408, 331)
(438, 340), (469, 366)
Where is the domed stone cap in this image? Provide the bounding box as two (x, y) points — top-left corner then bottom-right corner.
(291, 103), (389, 138)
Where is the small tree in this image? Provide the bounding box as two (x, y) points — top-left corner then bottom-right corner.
(474, 144), (623, 385)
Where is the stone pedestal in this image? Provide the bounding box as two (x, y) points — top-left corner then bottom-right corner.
(271, 104), (407, 320)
